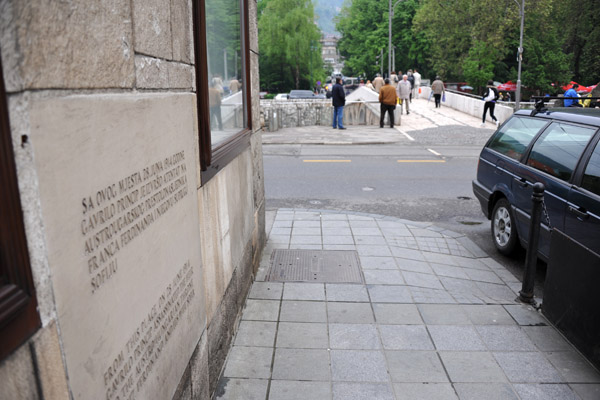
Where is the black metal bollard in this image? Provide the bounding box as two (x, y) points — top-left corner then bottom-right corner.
(519, 182), (545, 304)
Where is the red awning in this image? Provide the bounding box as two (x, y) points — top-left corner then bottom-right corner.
(497, 81), (518, 91)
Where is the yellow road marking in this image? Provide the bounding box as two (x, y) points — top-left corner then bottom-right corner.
(303, 160), (352, 163)
(397, 160), (446, 163)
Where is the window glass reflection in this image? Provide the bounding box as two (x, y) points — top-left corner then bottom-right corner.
(205, 0), (245, 147)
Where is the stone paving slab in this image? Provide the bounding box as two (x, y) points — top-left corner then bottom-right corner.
(215, 209), (600, 399)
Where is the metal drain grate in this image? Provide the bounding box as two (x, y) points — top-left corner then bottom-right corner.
(267, 250), (363, 283)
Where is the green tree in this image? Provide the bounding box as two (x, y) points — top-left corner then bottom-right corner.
(516, 2), (571, 95)
(555, 0), (600, 86)
(258, 0), (324, 91)
(413, 0), (574, 95)
(336, 0), (430, 80)
(463, 41), (497, 90)
(206, 0), (242, 79)
(336, 0), (388, 78)
(413, 0), (514, 82)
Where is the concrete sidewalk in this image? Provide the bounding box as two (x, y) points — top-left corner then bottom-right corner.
(261, 98), (490, 145)
(214, 209), (600, 400)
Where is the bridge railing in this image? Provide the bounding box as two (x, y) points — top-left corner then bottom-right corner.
(260, 86), (557, 132)
(417, 86), (515, 123)
(260, 98), (386, 132)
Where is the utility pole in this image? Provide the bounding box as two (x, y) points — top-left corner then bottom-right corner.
(310, 40), (318, 92)
(389, 0), (404, 79)
(515, 0), (525, 110)
(223, 48), (228, 81)
(310, 41), (313, 92)
(388, 0), (392, 78)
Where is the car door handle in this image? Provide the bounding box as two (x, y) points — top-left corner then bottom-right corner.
(513, 177), (528, 188)
(568, 206), (590, 220)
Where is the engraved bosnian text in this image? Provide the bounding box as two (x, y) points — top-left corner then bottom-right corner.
(80, 151), (188, 293)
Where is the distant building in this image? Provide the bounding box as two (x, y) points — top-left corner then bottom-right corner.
(321, 34), (344, 75)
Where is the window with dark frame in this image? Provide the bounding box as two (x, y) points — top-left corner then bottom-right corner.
(0, 55), (41, 361)
(526, 123), (596, 181)
(193, 0), (253, 183)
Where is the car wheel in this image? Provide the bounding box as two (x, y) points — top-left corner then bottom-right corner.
(491, 198), (518, 255)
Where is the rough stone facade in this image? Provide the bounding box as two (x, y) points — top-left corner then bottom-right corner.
(0, 0), (263, 399)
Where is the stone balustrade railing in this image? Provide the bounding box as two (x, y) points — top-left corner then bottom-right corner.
(260, 86), (550, 131)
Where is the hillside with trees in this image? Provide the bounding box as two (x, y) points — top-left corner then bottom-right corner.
(313, 0), (344, 35)
(336, 0), (600, 94)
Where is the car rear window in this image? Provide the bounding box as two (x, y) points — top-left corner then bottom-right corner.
(582, 140), (600, 196)
(526, 122), (597, 181)
(487, 116), (547, 161)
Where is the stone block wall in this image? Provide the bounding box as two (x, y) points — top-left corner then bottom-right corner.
(0, 0), (264, 399)
(261, 99), (381, 131)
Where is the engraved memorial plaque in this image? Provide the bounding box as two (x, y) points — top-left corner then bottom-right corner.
(30, 93), (205, 399)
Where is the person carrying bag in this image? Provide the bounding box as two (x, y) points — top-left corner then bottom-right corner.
(481, 80), (499, 127)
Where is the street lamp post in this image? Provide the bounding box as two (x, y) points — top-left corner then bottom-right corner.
(376, 48), (383, 76)
(388, 0), (404, 79)
(310, 40), (318, 92)
(515, 0), (525, 110)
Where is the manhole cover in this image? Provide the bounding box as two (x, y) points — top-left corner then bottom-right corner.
(267, 250), (364, 283)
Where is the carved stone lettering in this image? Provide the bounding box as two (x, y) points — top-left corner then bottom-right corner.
(103, 261), (195, 400)
(81, 151), (189, 293)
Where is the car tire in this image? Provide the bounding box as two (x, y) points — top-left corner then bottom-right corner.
(491, 198), (518, 255)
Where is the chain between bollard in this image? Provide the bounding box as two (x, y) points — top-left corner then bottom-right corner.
(541, 198), (552, 230)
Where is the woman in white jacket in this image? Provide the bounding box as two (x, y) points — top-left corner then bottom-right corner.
(482, 80), (499, 127)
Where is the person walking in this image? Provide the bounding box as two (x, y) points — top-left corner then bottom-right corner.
(397, 75), (412, 114)
(365, 80), (375, 91)
(390, 71), (399, 89)
(413, 69), (422, 99)
(373, 74), (385, 93)
(407, 70), (415, 102)
(209, 80), (223, 130)
(481, 80), (499, 127)
(431, 76), (445, 108)
(229, 77), (241, 94)
(379, 78), (398, 128)
(331, 77), (346, 129)
(212, 74), (224, 97)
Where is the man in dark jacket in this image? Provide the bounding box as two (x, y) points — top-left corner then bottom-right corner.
(379, 78), (397, 128)
(332, 77), (346, 129)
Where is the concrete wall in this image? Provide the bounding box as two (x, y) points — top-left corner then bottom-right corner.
(0, 0), (264, 399)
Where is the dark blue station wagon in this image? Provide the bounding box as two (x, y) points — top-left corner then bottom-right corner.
(473, 108), (600, 259)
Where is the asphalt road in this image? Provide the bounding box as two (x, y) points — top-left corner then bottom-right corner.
(263, 125), (547, 297)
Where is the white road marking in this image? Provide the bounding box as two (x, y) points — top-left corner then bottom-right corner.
(402, 132), (415, 141)
(303, 160), (351, 163)
(397, 160), (446, 163)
